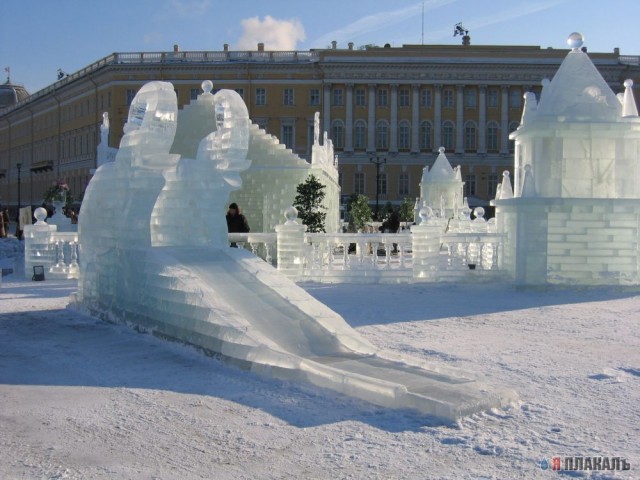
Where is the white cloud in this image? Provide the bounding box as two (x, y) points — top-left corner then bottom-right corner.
(236, 16), (306, 50)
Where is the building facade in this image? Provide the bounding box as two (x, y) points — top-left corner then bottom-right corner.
(1, 41), (639, 219)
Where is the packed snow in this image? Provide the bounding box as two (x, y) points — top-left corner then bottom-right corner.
(1, 237), (638, 479)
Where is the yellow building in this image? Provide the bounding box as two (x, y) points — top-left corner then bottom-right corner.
(1, 41), (639, 220)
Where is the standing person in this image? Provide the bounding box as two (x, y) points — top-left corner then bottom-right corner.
(0, 207), (7, 238)
(226, 202), (250, 247)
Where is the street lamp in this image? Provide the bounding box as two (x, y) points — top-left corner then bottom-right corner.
(16, 162), (22, 238)
(369, 154), (386, 220)
(16, 162), (21, 210)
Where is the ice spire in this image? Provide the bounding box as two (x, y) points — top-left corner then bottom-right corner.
(520, 92), (538, 126)
(622, 79), (639, 118)
(500, 171), (513, 199)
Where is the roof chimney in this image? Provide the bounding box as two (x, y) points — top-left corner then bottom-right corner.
(173, 44), (180, 52)
(331, 40), (337, 49)
(224, 43), (229, 52)
(258, 42), (265, 52)
(348, 42), (354, 50)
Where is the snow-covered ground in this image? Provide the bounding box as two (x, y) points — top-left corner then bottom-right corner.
(1, 237), (638, 479)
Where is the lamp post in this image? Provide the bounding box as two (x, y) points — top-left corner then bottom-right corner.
(369, 154), (386, 220)
(16, 162), (22, 239)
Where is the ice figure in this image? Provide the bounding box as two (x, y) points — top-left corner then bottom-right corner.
(497, 32), (640, 286)
(74, 80), (516, 420)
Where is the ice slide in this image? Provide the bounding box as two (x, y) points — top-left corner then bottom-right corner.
(93, 245), (517, 421)
(77, 81), (516, 420)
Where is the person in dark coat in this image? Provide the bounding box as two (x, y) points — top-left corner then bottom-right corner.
(226, 202), (250, 247)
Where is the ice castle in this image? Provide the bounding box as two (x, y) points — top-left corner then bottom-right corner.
(496, 33), (640, 285)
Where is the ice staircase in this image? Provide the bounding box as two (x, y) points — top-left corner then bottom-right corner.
(81, 245), (517, 421)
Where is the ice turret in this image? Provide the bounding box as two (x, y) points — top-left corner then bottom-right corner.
(419, 147), (464, 218)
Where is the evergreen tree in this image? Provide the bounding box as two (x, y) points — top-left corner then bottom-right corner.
(347, 194), (372, 232)
(398, 197), (415, 223)
(293, 174), (327, 233)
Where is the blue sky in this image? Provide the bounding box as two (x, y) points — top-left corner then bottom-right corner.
(2, 0), (639, 94)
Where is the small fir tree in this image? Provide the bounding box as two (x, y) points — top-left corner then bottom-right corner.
(398, 197), (415, 223)
(347, 194), (372, 232)
(293, 174), (327, 233)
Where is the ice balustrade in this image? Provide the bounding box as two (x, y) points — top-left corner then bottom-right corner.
(25, 205), (505, 284)
(228, 206), (505, 282)
(23, 207), (79, 279)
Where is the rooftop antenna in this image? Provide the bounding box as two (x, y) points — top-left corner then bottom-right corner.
(421, 1), (424, 45)
(454, 22), (470, 45)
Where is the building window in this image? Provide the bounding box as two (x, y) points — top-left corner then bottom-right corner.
(487, 122), (499, 151)
(309, 88), (320, 106)
(378, 173), (388, 196)
(255, 118), (268, 132)
(283, 88), (294, 106)
(333, 88), (344, 106)
(377, 88), (388, 107)
(509, 88), (522, 108)
(442, 121), (455, 150)
(235, 88), (244, 99)
(376, 120), (389, 150)
(281, 123), (294, 149)
(355, 88), (366, 107)
(190, 88), (200, 100)
(399, 173), (410, 196)
(443, 88), (454, 108)
(420, 89), (432, 108)
(487, 88), (499, 107)
(487, 174), (499, 199)
(331, 120), (344, 149)
(464, 175), (477, 197)
(399, 88), (410, 107)
(256, 88), (266, 106)
(339, 172), (343, 189)
(354, 120), (367, 149)
(398, 121), (410, 150)
(126, 89), (136, 106)
(464, 121), (477, 150)
(464, 89), (477, 108)
(354, 172), (365, 194)
(419, 121), (432, 150)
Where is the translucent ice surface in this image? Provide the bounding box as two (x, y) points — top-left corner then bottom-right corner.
(76, 80), (516, 419)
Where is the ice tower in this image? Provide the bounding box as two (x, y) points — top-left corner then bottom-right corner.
(496, 33), (640, 285)
(419, 147), (464, 219)
(74, 80), (516, 421)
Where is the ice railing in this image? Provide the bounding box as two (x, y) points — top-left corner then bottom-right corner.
(24, 209), (505, 283)
(23, 228), (79, 280)
(229, 207), (506, 283)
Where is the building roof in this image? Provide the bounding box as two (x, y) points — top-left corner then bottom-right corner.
(0, 78), (29, 109)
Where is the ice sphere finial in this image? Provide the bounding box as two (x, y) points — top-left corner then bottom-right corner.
(418, 206), (432, 223)
(438, 146), (445, 154)
(567, 32), (584, 50)
(473, 207), (485, 221)
(201, 80), (213, 96)
(284, 206), (299, 225)
(34, 207), (48, 225)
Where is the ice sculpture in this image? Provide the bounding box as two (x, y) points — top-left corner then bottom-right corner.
(418, 147), (464, 221)
(497, 33), (640, 285)
(74, 80), (516, 420)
